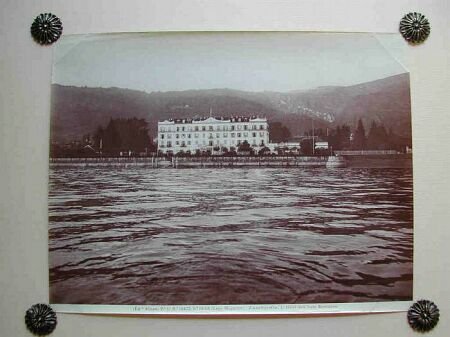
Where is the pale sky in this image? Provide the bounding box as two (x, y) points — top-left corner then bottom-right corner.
(53, 32), (407, 93)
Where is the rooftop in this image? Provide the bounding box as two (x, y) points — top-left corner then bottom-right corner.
(159, 116), (267, 124)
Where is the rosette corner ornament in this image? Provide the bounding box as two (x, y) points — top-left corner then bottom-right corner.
(31, 13), (63, 45)
(25, 303), (57, 336)
(407, 299), (440, 333)
(399, 12), (430, 44)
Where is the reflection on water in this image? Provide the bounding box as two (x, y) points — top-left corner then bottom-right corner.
(48, 167), (413, 305)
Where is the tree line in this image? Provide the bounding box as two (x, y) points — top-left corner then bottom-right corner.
(50, 118), (156, 157)
(93, 118), (156, 154)
(301, 119), (411, 154)
(50, 117), (410, 158)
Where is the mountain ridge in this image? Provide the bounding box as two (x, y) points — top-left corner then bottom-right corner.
(51, 73), (411, 143)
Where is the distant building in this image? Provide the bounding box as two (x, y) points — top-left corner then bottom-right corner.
(279, 142), (301, 150)
(157, 116), (269, 154)
(267, 142), (301, 154)
(314, 141), (329, 150)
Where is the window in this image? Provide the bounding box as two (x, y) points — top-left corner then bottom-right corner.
(223, 133), (228, 137)
(260, 125), (264, 130)
(231, 133), (235, 138)
(177, 127), (180, 132)
(216, 133), (220, 138)
(188, 134), (191, 138)
(252, 132), (256, 137)
(188, 141), (191, 145)
(176, 141), (179, 145)
(182, 127), (185, 131)
(182, 134), (186, 138)
(168, 134), (172, 139)
(260, 132), (264, 137)
(202, 126), (206, 131)
(231, 125), (235, 131)
(195, 126), (199, 131)
(244, 132), (248, 137)
(244, 125), (248, 130)
(161, 134), (164, 139)
(167, 141), (172, 147)
(237, 133), (241, 138)
(176, 134), (179, 139)
(209, 141), (213, 146)
(194, 133), (199, 138)
(209, 126), (213, 131)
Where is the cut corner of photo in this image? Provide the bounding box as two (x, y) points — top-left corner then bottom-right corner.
(48, 31), (413, 315)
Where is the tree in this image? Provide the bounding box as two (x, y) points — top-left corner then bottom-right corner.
(324, 124), (353, 151)
(102, 118), (121, 152)
(300, 139), (313, 155)
(94, 117), (154, 155)
(93, 126), (104, 150)
(258, 146), (271, 156)
(352, 119), (366, 150)
(367, 121), (389, 150)
(340, 124), (351, 149)
(228, 146), (237, 156)
(269, 122), (292, 143)
(367, 121), (393, 150)
(367, 121), (378, 149)
(238, 140), (256, 155)
(328, 126), (341, 150)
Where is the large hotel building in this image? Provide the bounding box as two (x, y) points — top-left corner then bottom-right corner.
(157, 116), (269, 154)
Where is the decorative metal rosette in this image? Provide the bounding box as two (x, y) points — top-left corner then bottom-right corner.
(407, 300), (439, 333)
(399, 12), (430, 44)
(31, 13), (63, 45)
(25, 303), (57, 336)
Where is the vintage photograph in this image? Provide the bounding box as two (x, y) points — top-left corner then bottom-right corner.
(49, 32), (413, 312)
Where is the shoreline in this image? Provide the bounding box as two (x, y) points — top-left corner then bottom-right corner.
(49, 154), (412, 169)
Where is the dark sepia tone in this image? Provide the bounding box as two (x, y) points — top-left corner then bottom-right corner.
(48, 32), (413, 308)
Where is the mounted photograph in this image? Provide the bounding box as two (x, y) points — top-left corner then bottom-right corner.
(48, 31), (413, 315)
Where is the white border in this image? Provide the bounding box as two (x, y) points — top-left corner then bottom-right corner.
(53, 301), (412, 315)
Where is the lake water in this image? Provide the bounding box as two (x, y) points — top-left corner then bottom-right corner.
(49, 167), (413, 305)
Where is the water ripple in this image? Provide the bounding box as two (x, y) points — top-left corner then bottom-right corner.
(49, 167), (413, 305)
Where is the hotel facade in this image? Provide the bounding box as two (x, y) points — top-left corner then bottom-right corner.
(157, 116), (269, 154)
